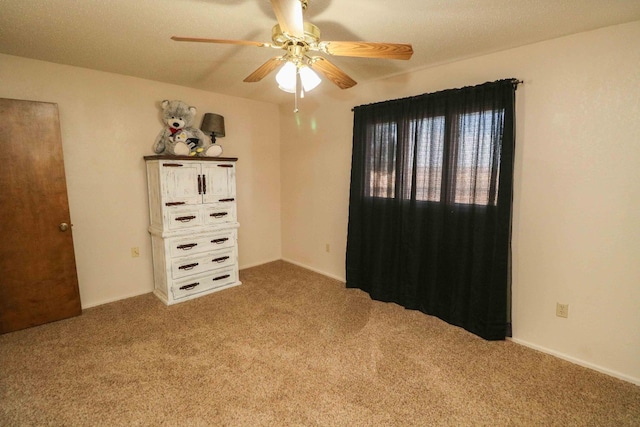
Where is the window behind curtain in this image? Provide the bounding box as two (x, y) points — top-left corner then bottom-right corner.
(347, 79), (517, 340)
(364, 109), (503, 205)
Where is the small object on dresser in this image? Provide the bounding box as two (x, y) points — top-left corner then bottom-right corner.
(152, 100), (221, 157)
(200, 113), (225, 157)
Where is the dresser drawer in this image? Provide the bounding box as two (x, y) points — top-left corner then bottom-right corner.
(203, 203), (236, 226)
(171, 266), (238, 300)
(171, 246), (235, 280)
(205, 246), (236, 270)
(168, 230), (235, 258)
(166, 208), (202, 231)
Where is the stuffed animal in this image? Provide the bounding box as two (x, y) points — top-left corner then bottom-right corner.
(152, 100), (221, 157)
(172, 130), (203, 156)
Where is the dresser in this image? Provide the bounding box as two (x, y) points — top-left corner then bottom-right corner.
(144, 155), (240, 305)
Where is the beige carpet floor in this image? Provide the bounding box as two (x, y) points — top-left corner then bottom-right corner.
(1, 260), (638, 426)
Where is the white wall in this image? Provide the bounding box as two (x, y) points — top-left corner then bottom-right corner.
(280, 21), (640, 383)
(0, 54), (282, 308)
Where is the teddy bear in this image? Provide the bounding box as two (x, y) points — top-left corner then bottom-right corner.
(152, 100), (221, 157)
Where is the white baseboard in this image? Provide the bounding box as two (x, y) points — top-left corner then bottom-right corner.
(239, 257), (346, 283)
(81, 289), (152, 309)
(508, 337), (640, 386)
(83, 258), (284, 309)
(238, 258), (282, 271)
(281, 258), (346, 283)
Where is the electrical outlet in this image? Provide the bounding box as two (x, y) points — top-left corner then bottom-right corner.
(556, 303), (569, 318)
(325, 243), (330, 253)
(131, 247), (140, 258)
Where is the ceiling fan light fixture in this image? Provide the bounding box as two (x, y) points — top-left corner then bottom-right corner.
(276, 61), (297, 92)
(299, 65), (321, 92)
(276, 61), (321, 94)
(278, 84), (296, 94)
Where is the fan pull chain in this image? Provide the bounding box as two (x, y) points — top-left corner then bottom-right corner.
(294, 68), (301, 113)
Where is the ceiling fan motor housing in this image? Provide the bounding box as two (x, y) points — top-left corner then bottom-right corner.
(271, 22), (320, 49)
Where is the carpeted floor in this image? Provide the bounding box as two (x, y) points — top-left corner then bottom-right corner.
(1, 260), (638, 426)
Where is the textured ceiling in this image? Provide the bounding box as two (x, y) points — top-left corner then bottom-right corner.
(1, 0), (640, 105)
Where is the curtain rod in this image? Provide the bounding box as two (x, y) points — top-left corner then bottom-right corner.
(351, 79), (523, 112)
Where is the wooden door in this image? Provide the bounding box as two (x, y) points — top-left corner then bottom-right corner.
(0, 98), (81, 333)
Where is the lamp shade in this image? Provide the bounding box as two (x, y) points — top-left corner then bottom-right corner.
(201, 113), (225, 137)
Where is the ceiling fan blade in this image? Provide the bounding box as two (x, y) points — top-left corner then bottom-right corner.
(322, 41), (413, 60)
(171, 36), (271, 48)
(310, 57), (357, 90)
(243, 57), (284, 82)
(270, 0), (304, 38)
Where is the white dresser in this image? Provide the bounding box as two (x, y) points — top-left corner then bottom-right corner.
(144, 155), (240, 305)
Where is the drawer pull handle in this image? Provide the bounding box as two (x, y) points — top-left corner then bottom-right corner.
(212, 256), (230, 263)
(179, 282), (200, 290)
(211, 238), (229, 244)
(163, 163), (183, 167)
(212, 274), (231, 281)
(175, 215), (196, 222)
(217, 164), (233, 168)
(165, 202), (185, 206)
(219, 198), (235, 202)
(210, 212), (228, 218)
(178, 263), (199, 270)
(197, 175), (202, 194)
(176, 243), (197, 250)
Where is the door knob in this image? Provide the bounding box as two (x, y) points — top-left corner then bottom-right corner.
(59, 222), (69, 232)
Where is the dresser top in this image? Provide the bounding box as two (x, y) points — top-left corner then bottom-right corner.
(144, 155), (238, 162)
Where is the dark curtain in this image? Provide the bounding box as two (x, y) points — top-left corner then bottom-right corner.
(346, 79), (517, 340)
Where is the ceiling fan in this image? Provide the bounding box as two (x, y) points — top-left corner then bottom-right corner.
(171, 0), (413, 101)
